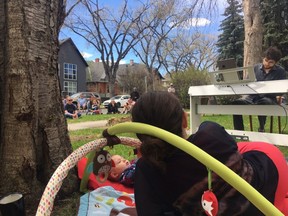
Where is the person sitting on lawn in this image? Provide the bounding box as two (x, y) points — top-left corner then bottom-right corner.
(62, 95), (69, 108)
(89, 98), (101, 114)
(107, 100), (120, 114)
(91, 98), (100, 110)
(77, 93), (87, 110)
(122, 98), (135, 114)
(64, 97), (81, 119)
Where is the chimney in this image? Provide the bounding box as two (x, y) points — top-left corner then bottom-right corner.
(95, 58), (100, 63)
(130, 59), (134, 66)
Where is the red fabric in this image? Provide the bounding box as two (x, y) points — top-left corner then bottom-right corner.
(77, 157), (134, 194)
(238, 142), (288, 215)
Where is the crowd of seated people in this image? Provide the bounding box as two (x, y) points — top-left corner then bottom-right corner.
(63, 93), (138, 117)
(107, 97), (137, 114)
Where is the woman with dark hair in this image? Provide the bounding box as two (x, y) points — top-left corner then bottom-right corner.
(131, 91), (288, 216)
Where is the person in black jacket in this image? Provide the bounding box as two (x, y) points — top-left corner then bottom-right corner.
(130, 87), (140, 102)
(107, 100), (120, 114)
(232, 46), (286, 132)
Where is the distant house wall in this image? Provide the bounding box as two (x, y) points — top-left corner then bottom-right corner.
(114, 83), (121, 95)
(58, 38), (88, 96)
(87, 82), (107, 95)
(87, 81), (122, 98)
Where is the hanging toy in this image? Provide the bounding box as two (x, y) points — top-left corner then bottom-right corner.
(93, 149), (112, 183)
(202, 190), (218, 216)
(201, 168), (218, 216)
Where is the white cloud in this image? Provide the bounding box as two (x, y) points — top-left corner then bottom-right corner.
(119, 60), (127, 65)
(181, 18), (211, 29)
(169, 18), (211, 29)
(80, 52), (128, 64)
(81, 51), (93, 59)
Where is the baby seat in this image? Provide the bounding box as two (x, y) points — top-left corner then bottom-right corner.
(36, 122), (287, 216)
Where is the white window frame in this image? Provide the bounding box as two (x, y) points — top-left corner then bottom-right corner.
(63, 81), (77, 95)
(64, 63), (77, 80)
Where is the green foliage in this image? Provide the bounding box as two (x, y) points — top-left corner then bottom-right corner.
(217, 0), (244, 67)
(215, 95), (240, 105)
(261, 0), (288, 71)
(69, 127), (137, 160)
(172, 67), (210, 108)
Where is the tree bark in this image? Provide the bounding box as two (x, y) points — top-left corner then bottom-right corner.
(0, 0), (78, 214)
(243, 0), (263, 76)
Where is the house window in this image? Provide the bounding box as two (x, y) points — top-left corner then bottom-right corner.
(63, 81), (77, 95)
(64, 63), (77, 80)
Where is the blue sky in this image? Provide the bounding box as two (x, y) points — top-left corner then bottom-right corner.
(59, 0), (227, 64)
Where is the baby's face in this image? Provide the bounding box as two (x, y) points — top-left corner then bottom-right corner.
(111, 155), (131, 176)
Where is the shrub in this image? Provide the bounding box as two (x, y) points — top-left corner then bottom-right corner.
(172, 67), (210, 108)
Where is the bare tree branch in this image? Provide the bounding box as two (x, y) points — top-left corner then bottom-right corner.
(64, 0), (82, 18)
(64, 0), (151, 95)
(63, 0), (218, 93)
(133, 0), (218, 84)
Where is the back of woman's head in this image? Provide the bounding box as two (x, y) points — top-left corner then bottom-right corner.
(131, 91), (184, 171)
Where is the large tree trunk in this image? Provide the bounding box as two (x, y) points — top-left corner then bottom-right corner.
(243, 0), (263, 77)
(0, 0), (78, 214)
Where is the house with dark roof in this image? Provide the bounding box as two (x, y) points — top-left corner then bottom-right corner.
(87, 59), (164, 98)
(58, 38), (88, 96)
(86, 58), (108, 98)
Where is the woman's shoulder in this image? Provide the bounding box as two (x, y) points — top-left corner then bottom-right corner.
(137, 158), (163, 171)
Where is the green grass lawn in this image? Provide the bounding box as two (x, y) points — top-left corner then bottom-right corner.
(69, 113), (288, 157)
(201, 115), (288, 156)
(67, 112), (288, 133)
(69, 127), (137, 161)
(202, 114), (288, 133)
(66, 113), (127, 123)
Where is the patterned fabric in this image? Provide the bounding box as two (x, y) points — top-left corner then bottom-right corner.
(119, 160), (137, 187)
(78, 186), (136, 216)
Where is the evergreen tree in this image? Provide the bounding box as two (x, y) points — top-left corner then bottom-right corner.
(261, 0), (288, 71)
(217, 0), (244, 67)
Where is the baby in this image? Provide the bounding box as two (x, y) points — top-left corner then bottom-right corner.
(108, 155), (137, 187)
